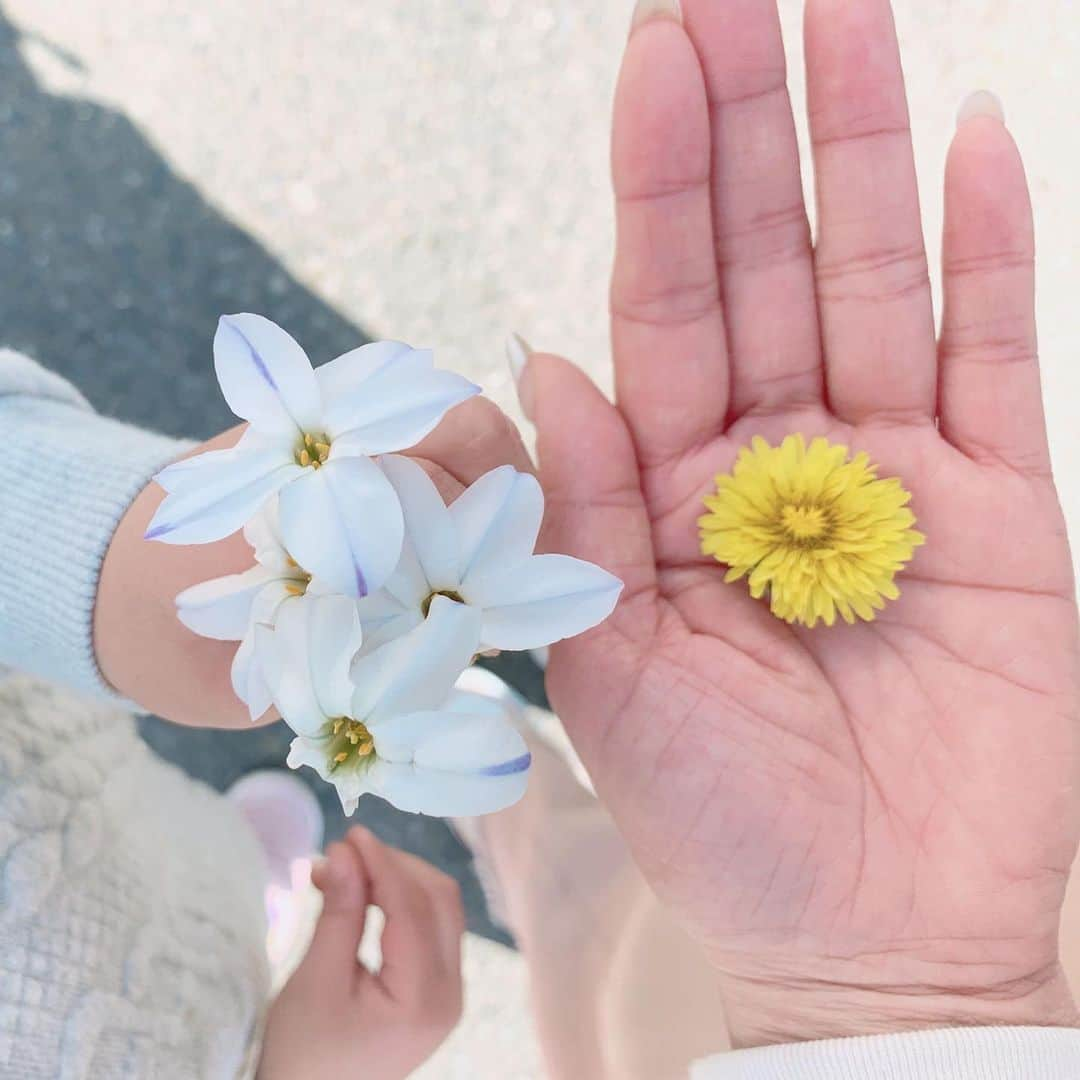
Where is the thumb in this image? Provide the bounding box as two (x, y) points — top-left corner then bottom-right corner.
(524, 350), (659, 764)
(527, 350), (656, 609)
(297, 840), (369, 989)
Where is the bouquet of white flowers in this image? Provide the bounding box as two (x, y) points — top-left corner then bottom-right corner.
(146, 314), (622, 817)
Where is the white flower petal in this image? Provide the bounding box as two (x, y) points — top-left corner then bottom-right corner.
(242, 499), (292, 571)
(464, 554), (624, 651)
(153, 446), (251, 494)
(354, 588), (424, 654)
(265, 595), (360, 734)
(381, 455), (459, 591)
(231, 630), (274, 722)
(285, 733), (332, 779)
(318, 342), (480, 453)
(176, 565), (278, 641)
(248, 579), (296, 624)
(256, 615), (324, 736)
(287, 735), (370, 816)
(214, 313), (322, 435)
(316, 340), (415, 415)
(375, 532), (439, 615)
(351, 596), (481, 722)
(278, 458), (404, 598)
(450, 467), (545, 588)
(443, 685), (517, 720)
(365, 711), (530, 816)
(305, 594), (365, 719)
(146, 448), (300, 544)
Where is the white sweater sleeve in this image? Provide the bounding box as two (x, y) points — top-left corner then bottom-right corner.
(691, 1026), (1080, 1079)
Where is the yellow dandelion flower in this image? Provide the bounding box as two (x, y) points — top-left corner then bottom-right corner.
(698, 434), (925, 628)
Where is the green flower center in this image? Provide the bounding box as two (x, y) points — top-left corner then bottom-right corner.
(326, 718), (375, 772)
(295, 432), (331, 469)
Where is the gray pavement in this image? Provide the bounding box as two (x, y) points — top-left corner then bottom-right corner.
(0, 6), (539, 944)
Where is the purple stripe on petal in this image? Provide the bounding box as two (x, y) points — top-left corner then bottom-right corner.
(477, 752), (532, 777)
(144, 521), (174, 541)
(224, 319), (279, 391)
(354, 562), (369, 599)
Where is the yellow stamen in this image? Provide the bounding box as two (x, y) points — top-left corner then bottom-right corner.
(780, 504), (829, 542)
(325, 718), (377, 773)
(296, 431), (332, 469)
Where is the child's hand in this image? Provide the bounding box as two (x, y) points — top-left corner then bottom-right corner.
(93, 397), (531, 728)
(258, 826), (465, 1080)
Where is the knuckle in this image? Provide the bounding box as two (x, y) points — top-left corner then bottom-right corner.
(815, 242), (930, 306)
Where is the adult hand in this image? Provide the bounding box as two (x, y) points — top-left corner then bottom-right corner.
(529, 0), (1080, 1047)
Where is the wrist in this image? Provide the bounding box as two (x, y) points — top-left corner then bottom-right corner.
(717, 959), (1080, 1049)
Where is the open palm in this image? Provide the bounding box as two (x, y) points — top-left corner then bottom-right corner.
(534, 0), (1080, 1043)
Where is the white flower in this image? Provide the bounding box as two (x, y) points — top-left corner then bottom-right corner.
(259, 593), (531, 817)
(175, 500), (337, 721)
(354, 455), (623, 653)
(145, 314), (479, 597)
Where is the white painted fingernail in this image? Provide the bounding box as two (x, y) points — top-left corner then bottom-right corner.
(631, 0), (681, 33)
(957, 90), (1005, 128)
(506, 332), (535, 421)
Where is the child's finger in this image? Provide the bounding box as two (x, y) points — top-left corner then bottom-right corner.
(409, 395), (535, 486)
(298, 840), (369, 988)
(346, 827), (464, 1013)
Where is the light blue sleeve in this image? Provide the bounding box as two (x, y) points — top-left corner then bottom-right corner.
(0, 348), (192, 705)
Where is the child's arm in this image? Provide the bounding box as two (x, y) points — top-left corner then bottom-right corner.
(0, 349), (531, 725)
(258, 826), (465, 1080)
(0, 349), (189, 702)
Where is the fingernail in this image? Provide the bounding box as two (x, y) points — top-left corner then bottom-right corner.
(957, 90), (1005, 128)
(630, 0), (681, 33)
(506, 332), (536, 422)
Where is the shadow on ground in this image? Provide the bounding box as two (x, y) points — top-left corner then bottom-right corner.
(0, 7), (542, 943)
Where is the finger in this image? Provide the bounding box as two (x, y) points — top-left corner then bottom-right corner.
(346, 828), (464, 1006)
(299, 841), (368, 989)
(681, 0), (822, 417)
(530, 353), (655, 612)
(409, 395), (534, 487)
(611, 10), (727, 468)
(529, 352), (657, 761)
(938, 107), (1048, 475)
(806, 0), (937, 424)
